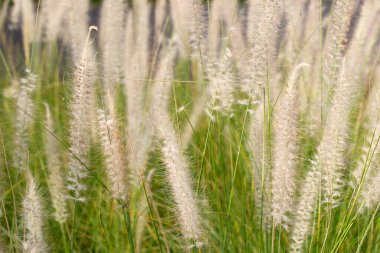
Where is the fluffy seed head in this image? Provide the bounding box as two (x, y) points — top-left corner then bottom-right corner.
(290, 165), (320, 253)
(243, 0), (284, 102)
(22, 170), (47, 253)
(13, 69), (36, 171)
(206, 48), (236, 117)
(44, 105), (68, 224)
(151, 47), (203, 246)
(271, 64), (307, 227)
(67, 26), (97, 201)
(319, 65), (353, 207)
(38, 0), (67, 41)
(124, 3), (154, 188)
(248, 102), (272, 228)
(66, 0), (91, 62)
(323, 0), (353, 88)
(99, 0), (126, 87)
(359, 169), (380, 211)
(170, 0), (209, 61)
(97, 94), (128, 201)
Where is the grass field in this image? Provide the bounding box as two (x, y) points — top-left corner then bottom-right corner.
(0, 0), (380, 252)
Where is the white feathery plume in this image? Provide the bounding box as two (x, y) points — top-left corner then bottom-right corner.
(179, 1), (240, 147)
(323, 0), (353, 89)
(124, 10), (139, 119)
(124, 12), (141, 185)
(352, 123), (380, 189)
(100, 0), (126, 88)
(38, 0), (68, 41)
(67, 26), (97, 201)
(65, 0), (98, 142)
(249, 103), (265, 199)
(206, 48), (235, 117)
(151, 48), (203, 246)
(359, 169), (380, 211)
(319, 64), (353, 207)
(346, 0), (380, 83)
(124, 4), (153, 187)
(44, 104), (68, 224)
(290, 63), (353, 250)
(158, 119), (203, 245)
(243, 0), (283, 102)
(206, 0), (236, 111)
(247, 0), (261, 43)
(22, 170), (47, 253)
(299, 1), (323, 137)
(188, 1), (209, 63)
(66, 0), (90, 62)
(244, 0), (284, 228)
(271, 64), (307, 227)
(97, 91), (128, 201)
(248, 102), (271, 226)
(170, 0), (208, 61)
(13, 69), (36, 171)
(289, 165), (320, 253)
(356, 76), (380, 211)
(346, 1), (380, 186)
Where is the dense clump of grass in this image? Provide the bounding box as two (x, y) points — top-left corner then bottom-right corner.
(1, 0), (380, 252)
